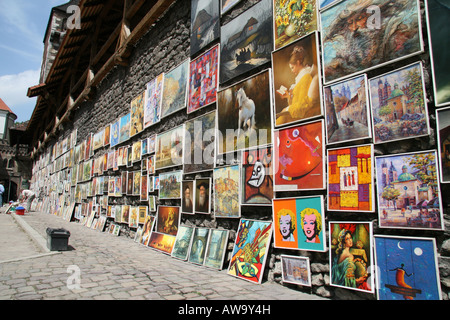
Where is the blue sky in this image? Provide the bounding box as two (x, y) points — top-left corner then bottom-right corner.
(0, 0), (62, 122)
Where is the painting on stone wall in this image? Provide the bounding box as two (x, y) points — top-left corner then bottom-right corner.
(190, 0), (220, 57)
(194, 178), (211, 214)
(436, 106), (450, 183)
(369, 62), (430, 144)
(241, 146), (273, 205)
(119, 113), (131, 144)
(213, 165), (240, 218)
(103, 124), (110, 146)
(217, 69), (273, 154)
(110, 119), (120, 147)
(324, 74), (372, 145)
(221, 0), (241, 14)
(140, 174), (148, 202)
(171, 225), (195, 260)
(161, 59), (189, 118)
(374, 235), (442, 300)
(129, 206), (139, 228)
(227, 218), (273, 284)
(375, 150), (444, 230)
(188, 227), (211, 265)
(273, 119), (325, 191)
(272, 196), (326, 252)
(159, 170), (182, 200)
(183, 111), (216, 174)
(144, 73), (164, 129)
(156, 206), (181, 237)
(93, 129), (104, 151)
(155, 125), (184, 170)
(425, 0), (450, 107)
(272, 32), (322, 127)
(273, 0), (318, 50)
(131, 140), (142, 163)
(130, 92), (144, 137)
(181, 180), (194, 214)
(327, 144), (375, 212)
(204, 229), (229, 269)
(329, 221), (374, 293)
(188, 44), (219, 114)
(320, 0), (423, 84)
(220, 0), (273, 84)
(281, 255), (311, 287)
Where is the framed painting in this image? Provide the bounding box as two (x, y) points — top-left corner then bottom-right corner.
(148, 195), (156, 212)
(138, 206), (147, 224)
(188, 44), (219, 114)
(161, 59), (189, 118)
(319, 0), (338, 10)
(369, 62), (430, 144)
(181, 180), (194, 214)
(272, 32), (322, 128)
(134, 226), (143, 243)
(144, 73), (164, 129)
(155, 125), (184, 170)
(141, 138), (148, 156)
(221, 0), (241, 14)
(147, 232), (176, 254)
(103, 124), (110, 146)
(183, 111), (216, 174)
(188, 227), (211, 265)
(110, 119), (120, 147)
(219, 0), (273, 84)
(133, 171), (141, 196)
(327, 144), (375, 212)
(217, 69), (273, 155)
(140, 174), (148, 202)
(436, 106), (450, 183)
(425, 0), (450, 107)
(241, 146), (273, 205)
(93, 129), (104, 151)
(320, 0), (423, 84)
(131, 140), (142, 163)
(273, 119), (325, 191)
(281, 255), (311, 287)
(119, 113), (131, 144)
(213, 165), (240, 218)
(156, 206), (181, 236)
(130, 92), (144, 137)
(227, 218), (273, 284)
(374, 235), (442, 300)
(194, 178), (211, 214)
(121, 205), (130, 225)
(375, 150), (444, 230)
(148, 135), (156, 154)
(204, 229), (229, 269)
(190, 0), (220, 57)
(171, 225), (195, 261)
(324, 74), (372, 145)
(272, 196), (326, 252)
(159, 170), (182, 200)
(273, 0), (318, 50)
(129, 206), (139, 228)
(329, 221), (374, 293)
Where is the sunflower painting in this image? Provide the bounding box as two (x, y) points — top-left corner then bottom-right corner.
(274, 0), (318, 50)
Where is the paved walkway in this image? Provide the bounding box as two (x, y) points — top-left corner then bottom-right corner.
(0, 209), (327, 302)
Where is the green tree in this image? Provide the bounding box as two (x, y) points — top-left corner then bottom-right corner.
(404, 153), (438, 194)
(381, 186), (401, 209)
(405, 67), (424, 109)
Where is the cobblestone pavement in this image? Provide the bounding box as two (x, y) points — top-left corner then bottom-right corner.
(0, 210), (327, 302)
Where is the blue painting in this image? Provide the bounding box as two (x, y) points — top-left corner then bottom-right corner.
(374, 236), (441, 300)
(110, 119), (120, 147)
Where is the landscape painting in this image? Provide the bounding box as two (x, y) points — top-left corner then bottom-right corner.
(144, 73), (164, 128)
(220, 0), (273, 84)
(171, 225), (195, 261)
(119, 113), (130, 144)
(130, 92), (144, 137)
(436, 106), (450, 182)
(204, 229), (229, 269)
(155, 125), (184, 170)
(161, 60), (189, 118)
(281, 255), (311, 287)
(190, 0), (220, 56)
(159, 170), (182, 200)
(213, 165), (240, 218)
(110, 119), (120, 147)
(188, 227), (210, 265)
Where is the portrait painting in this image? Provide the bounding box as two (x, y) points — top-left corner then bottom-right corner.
(436, 106), (450, 183)
(221, 0), (241, 14)
(188, 44), (219, 114)
(119, 113), (131, 144)
(327, 144), (374, 212)
(183, 111), (216, 174)
(190, 0), (220, 56)
(281, 255), (311, 287)
(144, 73), (164, 128)
(188, 227), (211, 265)
(320, 0), (423, 84)
(181, 180), (194, 214)
(273, 119), (325, 191)
(374, 235), (442, 300)
(156, 206), (181, 236)
(369, 62), (429, 144)
(171, 225), (195, 261)
(130, 92), (144, 137)
(159, 170), (182, 200)
(272, 196), (326, 252)
(273, 0), (318, 50)
(110, 119), (120, 147)
(375, 150), (444, 230)
(213, 165), (240, 218)
(217, 69), (273, 154)
(329, 221), (374, 293)
(241, 146), (273, 205)
(194, 178), (211, 214)
(220, 0), (273, 84)
(227, 219), (273, 284)
(161, 59), (189, 118)
(204, 229), (229, 269)
(155, 125), (184, 170)
(324, 74), (372, 145)
(272, 31), (322, 127)
(147, 232), (176, 255)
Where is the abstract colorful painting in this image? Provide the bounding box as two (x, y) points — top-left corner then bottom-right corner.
(188, 45), (219, 113)
(190, 0), (220, 56)
(161, 59), (189, 118)
(204, 229), (229, 269)
(188, 227), (210, 265)
(213, 165), (240, 218)
(144, 73), (164, 128)
(375, 150), (444, 230)
(374, 235), (442, 300)
(327, 144), (374, 212)
(227, 219), (273, 284)
(281, 255), (311, 287)
(171, 225), (195, 261)
(273, 196), (326, 252)
(436, 106), (450, 183)
(273, 119), (325, 191)
(320, 0), (423, 84)
(329, 222), (374, 293)
(130, 92), (144, 137)
(155, 125), (184, 170)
